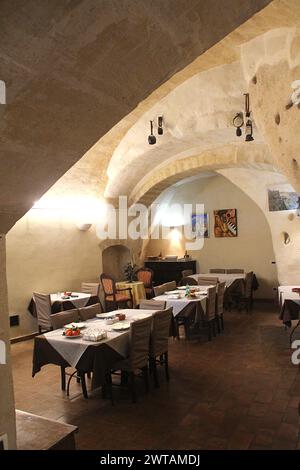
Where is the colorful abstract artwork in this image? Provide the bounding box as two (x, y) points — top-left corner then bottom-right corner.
(214, 209), (237, 238)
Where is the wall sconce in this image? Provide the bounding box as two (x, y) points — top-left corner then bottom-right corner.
(158, 116), (163, 135)
(233, 93), (254, 141)
(76, 222), (92, 231)
(148, 120), (156, 145)
(233, 112), (244, 137)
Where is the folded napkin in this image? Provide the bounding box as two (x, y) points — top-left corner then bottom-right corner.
(167, 294), (180, 299)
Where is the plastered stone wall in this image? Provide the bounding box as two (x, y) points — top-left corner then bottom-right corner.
(219, 168), (300, 285)
(145, 174), (277, 298)
(0, 235), (16, 449)
(6, 211), (101, 338)
(241, 27), (300, 194)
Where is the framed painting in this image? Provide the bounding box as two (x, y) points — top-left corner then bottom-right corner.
(214, 209), (237, 237)
(191, 213), (209, 238)
(267, 183), (299, 211)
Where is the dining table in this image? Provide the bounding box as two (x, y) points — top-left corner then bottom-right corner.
(153, 288), (207, 321)
(278, 286), (300, 343)
(115, 281), (146, 307)
(32, 309), (157, 393)
(28, 291), (99, 317)
(187, 272), (245, 289)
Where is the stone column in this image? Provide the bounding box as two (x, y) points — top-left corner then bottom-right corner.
(0, 234), (16, 449)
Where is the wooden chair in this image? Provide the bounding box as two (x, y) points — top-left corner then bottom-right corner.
(232, 271), (254, 313)
(136, 267), (154, 299)
(33, 292), (52, 333)
(197, 277), (219, 286)
(49, 308), (89, 399)
(209, 268), (225, 273)
(204, 285), (217, 341)
(149, 308), (173, 387)
(162, 281), (177, 292)
(215, 282), (226, 333)
(50, 309), (79, 329)
(100, 273), (133, 311)
(179, 277), (198, 286)
(108, 316), (152, 403)
(78, 303), (102, 321)
(153, 284), (166, 296)
(226, 269), (244, 274)
(81, 282), (100, 297)
(139, 299), (166, 310)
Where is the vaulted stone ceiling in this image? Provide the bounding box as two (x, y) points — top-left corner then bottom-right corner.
(0, 0), (272, 233)
(36, 0), (300, 217)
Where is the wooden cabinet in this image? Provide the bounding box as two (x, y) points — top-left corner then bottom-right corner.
(144, 260), (197, 285)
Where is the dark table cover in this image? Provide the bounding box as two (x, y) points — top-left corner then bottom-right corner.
(32, 335), (124, 391)
(28, 295), (100, 317)
(279, 299), (300, 327)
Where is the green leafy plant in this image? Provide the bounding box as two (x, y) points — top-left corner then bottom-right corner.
(123, 262), (137, 282)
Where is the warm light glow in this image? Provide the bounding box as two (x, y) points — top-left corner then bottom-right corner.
(168, 227), (183, 252)
(31, 195), (107, 224)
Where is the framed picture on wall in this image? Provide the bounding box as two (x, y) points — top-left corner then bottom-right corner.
(267, 183), (300, 211)
(214, 209), (237, 237)
(191, 213), (209, 238)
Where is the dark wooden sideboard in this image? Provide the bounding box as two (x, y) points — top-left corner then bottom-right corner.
(144, 259), (196, 285)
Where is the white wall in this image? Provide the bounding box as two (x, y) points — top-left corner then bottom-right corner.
(6, 210), (101, 338)
(145, 175), (277, 298)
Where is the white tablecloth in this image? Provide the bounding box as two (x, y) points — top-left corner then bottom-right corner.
(188, 273), (245, 289)
(153, 294), (206, 317)
(44, 309), (154, 368)
(50, 292), (91, 309)
(278, 286), (300, 306)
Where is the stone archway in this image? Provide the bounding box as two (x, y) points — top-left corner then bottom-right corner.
(102, 244), (131, 281)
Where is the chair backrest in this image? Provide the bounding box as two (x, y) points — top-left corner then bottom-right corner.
(197, 277), (219, 286)
(100, 273), (116, 297)
(50, 309), (79, 329)
(226, 269), (244, 274)
(129, 316), (152, 369)
(150, 308), (173, 357)
(139, 299), (166, 310)
(179, 277), (198, 286)
(216, 282), (226, 315)
(163, 281), (177, 292)
(33, 292), (52, 330)
(209, 268), (225, 274)
(136, 268), (154, 288)
(206, 285), (217, 320)
(153, 284), (166, 296)
(78, 303), (102, 321)
(81, 282), (100, 296)
(182, 269), (193, 278)
(244, 272), (254, 298)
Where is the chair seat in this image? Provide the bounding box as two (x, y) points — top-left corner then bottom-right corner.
(106, 293), (131, 302)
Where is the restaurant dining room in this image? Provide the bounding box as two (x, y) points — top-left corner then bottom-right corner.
(1, 0), (300, 462)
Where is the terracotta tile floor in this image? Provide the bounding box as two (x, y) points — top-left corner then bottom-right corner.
(11, 301), (300, 449)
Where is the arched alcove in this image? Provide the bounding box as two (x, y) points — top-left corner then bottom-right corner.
(102, 244), (131, 281)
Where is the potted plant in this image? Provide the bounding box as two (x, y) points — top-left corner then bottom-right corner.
(123, 262), (137, 283)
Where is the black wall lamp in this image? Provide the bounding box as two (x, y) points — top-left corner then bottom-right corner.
(233, 93), (254, 142)
(148, 120), (156, 145)
(147, 116), (164, 144)
(233, 112), (244, 137)
(158, 116), (163, 135)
